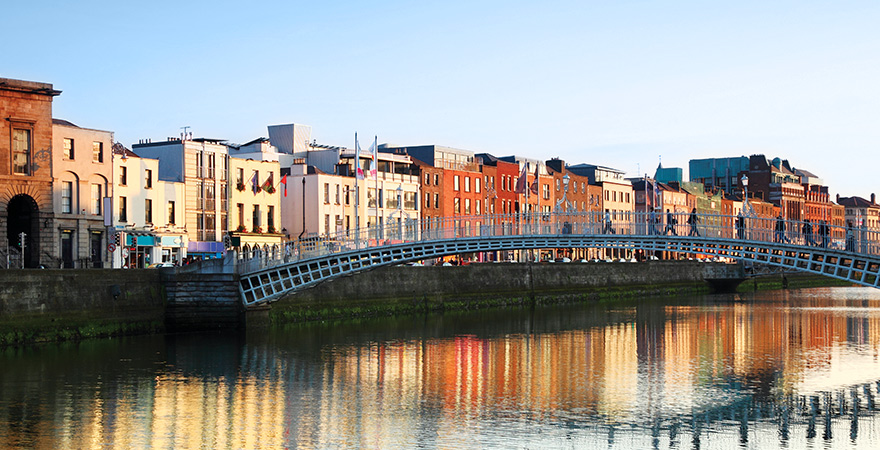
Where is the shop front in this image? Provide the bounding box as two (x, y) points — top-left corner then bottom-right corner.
(124, 233), (155, 269)
(158, 235), (186, 265)
(186, 241), (225, 264)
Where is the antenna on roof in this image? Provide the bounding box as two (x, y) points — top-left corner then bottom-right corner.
(181, 126), (191, 141)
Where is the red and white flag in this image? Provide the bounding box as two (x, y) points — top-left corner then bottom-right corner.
(355, 134), (365, 180)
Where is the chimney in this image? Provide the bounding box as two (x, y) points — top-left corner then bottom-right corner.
(836, 194), (840, 203)
(872, 193), (876, 204)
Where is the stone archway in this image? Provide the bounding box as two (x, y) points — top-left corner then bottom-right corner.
(7, 194), (41, 268)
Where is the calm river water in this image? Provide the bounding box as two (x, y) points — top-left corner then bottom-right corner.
(2, 287), (880, 449)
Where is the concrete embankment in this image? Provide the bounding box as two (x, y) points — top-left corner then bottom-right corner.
(0, 269), (166, 345)
(270, 261), (747, 323)
(0, 261), (848, 345)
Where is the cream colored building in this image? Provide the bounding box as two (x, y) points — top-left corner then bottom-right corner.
(112, 146), (187, 268)
(51, 119), (113, 268)
(228, 156), (283, 251)
(132, 137), (229, 260)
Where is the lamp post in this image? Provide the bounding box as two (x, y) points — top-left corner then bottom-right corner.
(553, 174), (572, 258)
(741, 174), (750, 240)
(396, 185), (403, 241)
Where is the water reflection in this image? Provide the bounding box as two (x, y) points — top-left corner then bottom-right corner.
(0, 287), (879, 449)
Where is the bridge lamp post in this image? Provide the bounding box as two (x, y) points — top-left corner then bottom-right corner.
(554, 174), (572, 258)
(396, 185), (403, 241)
(742, 174), (750, 239)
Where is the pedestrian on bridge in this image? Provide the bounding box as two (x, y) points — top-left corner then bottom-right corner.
(687, 208), (700, 237)
(665, 209), (677, 235)
(818, 220), (829, 248)
(603, 210), (614, 234)
(775, 215), (787, 243)
(846, 221), (855, 252)
(649, 209), (658, 235)
(736, 212), (745, 239)
(803, 219), (816, 246)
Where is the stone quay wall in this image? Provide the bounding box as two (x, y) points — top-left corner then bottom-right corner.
(272, 261), (745, 319)
(0, 262), (744, 343)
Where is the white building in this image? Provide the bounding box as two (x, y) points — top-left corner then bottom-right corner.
(112, 145), (187, 268)
(283, 144), (420, 242)
(131, 137), (230, 260)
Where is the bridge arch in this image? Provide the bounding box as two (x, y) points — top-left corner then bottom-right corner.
(238, 234), (880, 306)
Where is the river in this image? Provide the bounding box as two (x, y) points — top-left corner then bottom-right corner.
(1, 286), (879, 449)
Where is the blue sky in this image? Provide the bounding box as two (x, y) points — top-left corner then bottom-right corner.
(5, 1), (880, 196)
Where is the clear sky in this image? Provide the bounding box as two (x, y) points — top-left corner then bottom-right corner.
(5, 1), (880, 197)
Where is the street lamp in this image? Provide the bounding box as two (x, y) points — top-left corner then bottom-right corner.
(396, 185), (403, 240)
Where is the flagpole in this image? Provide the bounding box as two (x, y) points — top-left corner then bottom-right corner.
(354, 133), (360, 250)
(373, 135), (378, 243)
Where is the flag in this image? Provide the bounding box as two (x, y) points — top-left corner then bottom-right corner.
(251, 171), (259, 194)
(368, 136), (378, 180)
(355, 134), (365, 180)
(280, 174), (288, 197)
(529, 163), (539, 195)
(261, 173), (273, 192)
(654, 181), (660, 208)
(514, 164), (528, 194)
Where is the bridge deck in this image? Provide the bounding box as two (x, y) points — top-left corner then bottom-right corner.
(236, 212), (880, 306)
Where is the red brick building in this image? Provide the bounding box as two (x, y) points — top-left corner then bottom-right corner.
(1, 78), (61, 267)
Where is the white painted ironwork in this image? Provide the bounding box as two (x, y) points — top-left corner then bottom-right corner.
(238, 212), (880, 306)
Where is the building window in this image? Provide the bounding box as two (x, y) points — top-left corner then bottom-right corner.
(168, 201), (175, 225)
(119, 196), (128, 222)
(476, 199), (481, 215)
(324, 214), (330, 235)
(404, 192), (416, 210)
(465, 198), (471, 214)
(267, 206), (275, 232)
(543, 184), (550, 200)
(205, 213), (215, 239)
(476, 179), (481, 193)
(196, 213), (205, 241)
(252, 205), (261, 231)
(424, 173), (430, 185)
(145, 199), (153, 223)
(434, 174), (439, 185)
(464, 176), (470, 192)
(324, 183), (330, 203)
(145, 169), (152, 189)
(91, 184), (102, 215)
(205, 183), (215, 211)
(454, 198), (461, 214)
(237, 167), (244, 184)
(237, 204), (244, 230)
(434, 193), (439, 209)
(454, 175), (460, 191)
(92, 142), (103, 163)
(335, 184), (340, 204)
(12, 129), (31, 175)
(220, 184), (227, 213)
(62, 181), (73, 214)
(207, 153), (216, 179)
(63, 138), (74, 160)
(425, 193), (431, 209)
(220, 155), (228, 181)
(119, 166), (127, 185)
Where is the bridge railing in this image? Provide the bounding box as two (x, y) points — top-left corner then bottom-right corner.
(236, 211), (880, 272)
